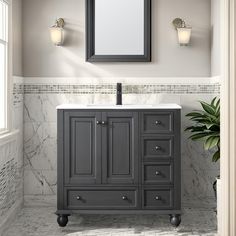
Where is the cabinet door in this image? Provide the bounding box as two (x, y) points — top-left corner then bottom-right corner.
(102, 112), (139, 184)
(64, 111), (102, 185)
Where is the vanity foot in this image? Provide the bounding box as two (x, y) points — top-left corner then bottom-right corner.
(57, 215), (69, 227)
(169, 214), (181, 227)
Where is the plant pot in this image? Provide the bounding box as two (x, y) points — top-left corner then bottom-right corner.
(216, 177), (221, 233)
(213, 176), (220, 201)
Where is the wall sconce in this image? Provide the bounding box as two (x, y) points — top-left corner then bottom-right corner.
(172, 18), (192, 46)
(50, 18), (65, 46)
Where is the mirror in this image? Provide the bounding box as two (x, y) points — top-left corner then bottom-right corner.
(86, 0), (151, 62)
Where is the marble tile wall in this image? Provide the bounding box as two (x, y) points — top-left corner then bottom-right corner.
(23, 82), (220, 205)
(0, 77), (24, 232)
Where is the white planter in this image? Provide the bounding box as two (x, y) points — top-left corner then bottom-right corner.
(217, 177), (221, 234)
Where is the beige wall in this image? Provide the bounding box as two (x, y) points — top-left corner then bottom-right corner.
(22, 0), (211, 78)
(211, 0), (221, 76)
(12, 0), (22, 76)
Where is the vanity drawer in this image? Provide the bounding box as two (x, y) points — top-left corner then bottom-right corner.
(143, 163), (173, 184)
(142, 112), (173, 134)
(143, 188), (173, 209)
(66, 188), (138, 209)
(142, 137), (173, 160)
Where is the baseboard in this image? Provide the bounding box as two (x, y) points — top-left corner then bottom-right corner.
(0, 198), (23, 236)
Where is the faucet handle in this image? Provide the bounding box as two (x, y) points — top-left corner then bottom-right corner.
(116, 83), (122, 105)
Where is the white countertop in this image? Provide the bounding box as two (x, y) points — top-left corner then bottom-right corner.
(56, 104), (182, 110)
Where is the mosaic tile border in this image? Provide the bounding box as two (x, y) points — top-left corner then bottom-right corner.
(13, 84), (24, 95)
(18, 83), (220, 95)
(13, 84), (24, 106)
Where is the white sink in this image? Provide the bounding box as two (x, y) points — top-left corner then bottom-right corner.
(57, 104), (182, 109)
(86, 104), (153, 108)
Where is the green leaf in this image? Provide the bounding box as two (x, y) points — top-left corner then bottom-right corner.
(202, 112), (218, 121)
(209, 125), (220, 132)
(200, 101), (216, 115)
(216, 98), (220, 108)
(189, 132), (211, 140)
(211, 97), (217, 107)
(190, 118), (208, 123)
(201, 121), (215, 129)
(212, 150), (220, 162)
(190, 126), (207, 132)
(186, 112), (204, 118)
(204, 136), (220, 150)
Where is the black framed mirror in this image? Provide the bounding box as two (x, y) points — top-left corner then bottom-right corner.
(86, 0), (151, 62)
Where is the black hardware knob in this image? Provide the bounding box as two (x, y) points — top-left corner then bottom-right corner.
(155, 171), (160, 175)
(155, 146), (161, 150)
(102, 121), (107, 125)
(76, 196), (81, 200)
(96, 121), (101, 125)
(155, 121), (161, 125)
(122, 196), (127, 200)
(155, 196), (161, 200)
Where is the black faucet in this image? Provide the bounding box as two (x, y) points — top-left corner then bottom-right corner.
(116, 83), (122, 105)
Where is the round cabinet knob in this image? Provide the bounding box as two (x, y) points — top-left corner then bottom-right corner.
(155, 146), (161, 150)
(76, 196), (81, 200)
(102, 121), (105, 125)
(155, 196), (161, 201)
(96, 121), (101, 125)
(155, 121), (161, 125)
(122, 196), (127, 200)
(155, 171), (160, 175)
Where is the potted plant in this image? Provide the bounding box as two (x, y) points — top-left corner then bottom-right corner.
(185, 97), (220, 208)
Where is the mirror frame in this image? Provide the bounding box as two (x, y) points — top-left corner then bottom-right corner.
(86, 0), (151, 62)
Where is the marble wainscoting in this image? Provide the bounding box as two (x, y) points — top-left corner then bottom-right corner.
(0, 77), (24, 234)
(23, 82), (220, 207)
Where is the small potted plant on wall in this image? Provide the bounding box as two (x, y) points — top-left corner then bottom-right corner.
(185, 97), (220, 209)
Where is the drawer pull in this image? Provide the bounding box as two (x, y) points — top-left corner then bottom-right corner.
(155, 121), (161, 125)
(155, 171), (160, 175)
(155, 196), (161, 201)
(122, 196), (127, 200)
(76, 196), (81, 200)
(155, 146), (161, 150)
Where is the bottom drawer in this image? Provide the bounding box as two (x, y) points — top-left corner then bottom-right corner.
(143, 188), (173, 209)
(66, 188), (138, 209)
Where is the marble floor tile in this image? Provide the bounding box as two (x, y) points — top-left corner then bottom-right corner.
(3, 206), (217, 236)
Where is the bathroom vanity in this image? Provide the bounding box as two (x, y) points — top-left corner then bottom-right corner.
(56, 104), (181, 227)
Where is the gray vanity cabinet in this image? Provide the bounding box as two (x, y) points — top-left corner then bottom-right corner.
(56, 108), (181, 228)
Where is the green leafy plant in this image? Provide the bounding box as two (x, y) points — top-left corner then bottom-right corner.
(185, 97), (220, 162)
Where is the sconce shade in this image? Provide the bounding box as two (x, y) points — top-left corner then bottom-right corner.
(50, 26), (64, 46)
(177, 27), (192, 46)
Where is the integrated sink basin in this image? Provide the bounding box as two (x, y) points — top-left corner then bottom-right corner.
(56, 104), (182, 109)
(86, 104), (153, 108)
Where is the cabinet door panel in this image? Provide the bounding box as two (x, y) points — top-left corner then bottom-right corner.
(102, 112), (139, 184)
(64, 111), (101, 185)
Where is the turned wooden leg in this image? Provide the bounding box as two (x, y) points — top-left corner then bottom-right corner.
(169, 214), (181, 227)
(57, 214), (69, 227)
